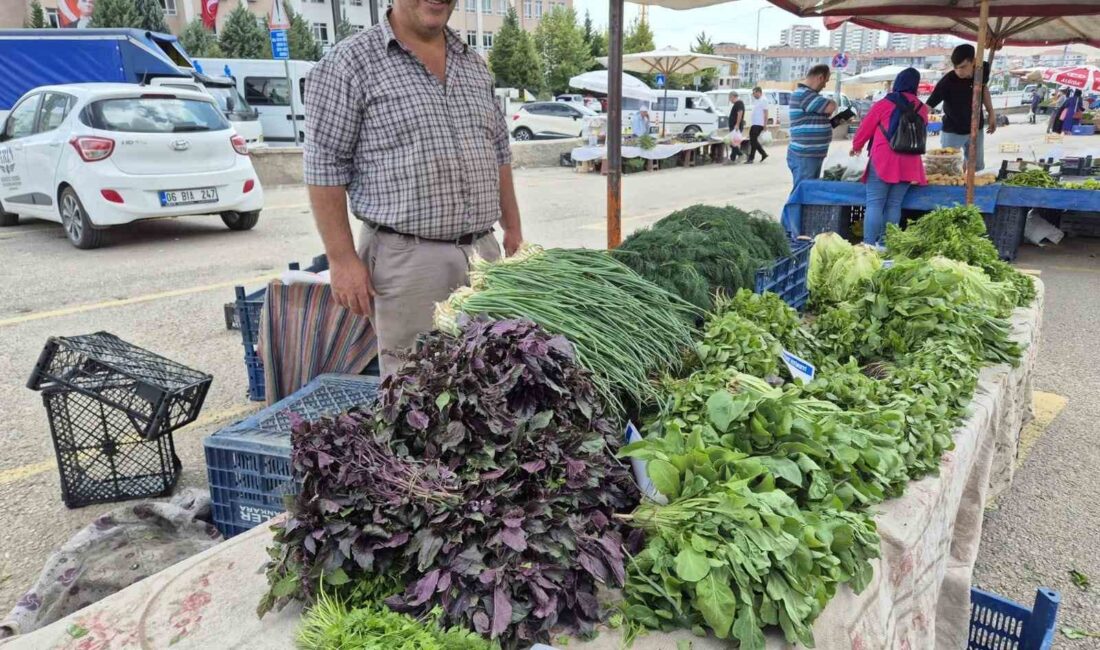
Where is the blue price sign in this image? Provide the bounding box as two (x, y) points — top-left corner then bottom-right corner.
(654, 73), (666, 88)
(270, 29), (290, 60)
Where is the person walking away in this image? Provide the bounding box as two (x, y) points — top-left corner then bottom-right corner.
(850, 68), (928, 248)
(926, 44), (996, 172)
(1061, 89), (1083, 134)
(727, 91), (746, 163)
(780, 64), (837, 237)
(303, 0), (524, 374)
(746, 87), (769, 164)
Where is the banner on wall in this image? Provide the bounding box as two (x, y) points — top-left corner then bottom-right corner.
(58, 0), (94, 28)
(202, 0), (220, 29)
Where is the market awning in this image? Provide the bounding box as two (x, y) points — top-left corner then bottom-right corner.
(568, 70), (658, 102)
(596, 47), (738, 77)
(843, 65), (943, 84)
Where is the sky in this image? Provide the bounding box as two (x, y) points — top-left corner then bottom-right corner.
(572, 0), (827, 51)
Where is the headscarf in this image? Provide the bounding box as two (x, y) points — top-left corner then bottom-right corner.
(884, 67), (921, 140)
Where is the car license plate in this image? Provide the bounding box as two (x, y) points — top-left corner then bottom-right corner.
(159, 187), (218, 207)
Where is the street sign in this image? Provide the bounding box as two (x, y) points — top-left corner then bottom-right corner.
(655, 73), (666, 88)
(270, 29), (289, 60)
(832, 52), (849, 70)
(269, 0), (290, 29)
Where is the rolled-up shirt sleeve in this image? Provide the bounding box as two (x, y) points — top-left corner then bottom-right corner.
(303, 55), (363, 186)
(490, 96), (512, 166)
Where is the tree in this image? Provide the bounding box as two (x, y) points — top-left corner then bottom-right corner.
(581, 10), (605, 69)
(683, 30), (718, 91)
(179, 18), (223, 58)
(134, 0), (169, 32)
(335, 11), (356, 43)
(24, 0), (46, 28)
(534, 6), (593, 96)
(90, 0), (141, 28)
(623, 15), (654, 54)
(489, 7), (543, 92)
(218, 5), (269, 59)
(286, 4), (323, 62)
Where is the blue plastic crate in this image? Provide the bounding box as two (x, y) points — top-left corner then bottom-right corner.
(754, 240), (813, 311)
(234, 255), (329, 401)
(968, 587), (1060, 650)
(204, 373), (381, 538)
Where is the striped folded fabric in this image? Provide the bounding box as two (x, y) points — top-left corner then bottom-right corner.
(259, 281), (378, 405)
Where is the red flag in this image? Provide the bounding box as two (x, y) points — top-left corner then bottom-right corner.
(202, 0), (219, 29)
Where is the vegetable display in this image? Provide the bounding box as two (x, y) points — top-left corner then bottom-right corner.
(1062, 178), (1100, 190)
(262, 317), (638, 647)
(807, 234), (882, 306)
(612, 205), (790, 311)
(1004, 168), (1058, 188)
(924, 148), (962, 176)
(925, 173), (997, 186)
(436, 247), (698, 413)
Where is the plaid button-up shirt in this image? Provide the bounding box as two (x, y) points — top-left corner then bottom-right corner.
(303, 13), (511, 240)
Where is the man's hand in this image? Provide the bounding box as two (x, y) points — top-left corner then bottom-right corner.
(330, 253), (375, 317)
(986, 120), (997, 135)
(502, 225), (523, 257)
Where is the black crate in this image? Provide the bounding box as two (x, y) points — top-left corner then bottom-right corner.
(1057, 211), (1100, 238)
(43, 389), (181, 508)
(28, 332), (212, 440)
(983, 207), (1028, 261)
(800, 204), (862, 241)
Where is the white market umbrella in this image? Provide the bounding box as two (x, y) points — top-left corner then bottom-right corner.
(596, 47), (737, 135)
(843, 65), (942, 84)
(1041, 65), (1100, 92)
(568, 70), (658, 102)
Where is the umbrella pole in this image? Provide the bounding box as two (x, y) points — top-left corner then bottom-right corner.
(966, 0), (990, 205)
(661, 84), (669, 137)
(607, 0), (624, 248)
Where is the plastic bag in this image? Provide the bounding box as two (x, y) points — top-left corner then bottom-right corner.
(759, 129), (774, 145)
(823, 151), (867, 181)
(728, 129), (744, 146)
(1024, 209), (1064, 245)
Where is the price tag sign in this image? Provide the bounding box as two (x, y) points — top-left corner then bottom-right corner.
(625, 422), (667, 504)
(882, 259), (894, 269)
(781, 348), (816, 384)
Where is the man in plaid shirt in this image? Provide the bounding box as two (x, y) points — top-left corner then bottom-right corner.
(303, 0), (523, 372)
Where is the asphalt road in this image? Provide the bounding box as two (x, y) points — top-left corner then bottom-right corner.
(0, 118), (1098, 643)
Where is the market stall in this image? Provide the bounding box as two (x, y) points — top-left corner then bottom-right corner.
(570, 137), (729, 172)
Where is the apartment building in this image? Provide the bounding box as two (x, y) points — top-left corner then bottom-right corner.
(7, 0), (560, 55)
(828, 23), (880, 55)
(713, 42), (763, 86)
(779, 24), (819, 49)
(762, 46), (833, 82)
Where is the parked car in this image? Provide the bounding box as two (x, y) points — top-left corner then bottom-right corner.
(0, 84), (263, 249)
(651, 90), (719, 134)
(194, 58), (315, 143)
(511, 102), (598, 140)
(820, 91), (860, 119)
(1021, 84), (1039, 105)
(154, 73), (263, 145)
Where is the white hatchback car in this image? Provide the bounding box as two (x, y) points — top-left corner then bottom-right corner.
(0, 83), (263, 249)
(511, 102), (598, 141)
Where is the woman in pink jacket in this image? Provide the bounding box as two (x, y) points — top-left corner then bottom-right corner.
(850, 68), (928, 248)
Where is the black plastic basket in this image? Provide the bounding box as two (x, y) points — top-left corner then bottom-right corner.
(43, 388), (181, 508)
(983, 207), (1028, 261)
(800, 204), (862, 241)
(28, 332), (212, 440)
(1056, 210), (1100, 238)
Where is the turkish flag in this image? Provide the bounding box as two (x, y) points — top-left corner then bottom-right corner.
(202, 0), (219, 29)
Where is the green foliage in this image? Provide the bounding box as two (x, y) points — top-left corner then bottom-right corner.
(335, 12), (356, 42)
(534, 6), (594, 95)
(488, 7), (544, 92)
(218, 5), (270, 60)
(134, 0), (168, 32)
(582, 10), (606, 65)
(623, 15), (654, 53)
(287, 5), (323, 62)
(90, 0), (141, 28)
(179, 18), (222, 58)
(25, 0), (46, 28)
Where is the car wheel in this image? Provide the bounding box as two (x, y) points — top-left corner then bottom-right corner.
(221, 210), (260, 231)
(59, 187), (105, 249)
(0, 201), (17, 227)
(513, 127), (534, 141)
(684, 125), (701, 135)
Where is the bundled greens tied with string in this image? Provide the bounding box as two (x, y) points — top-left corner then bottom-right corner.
(435, 246), (700, 413)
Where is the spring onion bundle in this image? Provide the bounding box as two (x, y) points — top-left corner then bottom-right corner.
(435, 246), (699, 413)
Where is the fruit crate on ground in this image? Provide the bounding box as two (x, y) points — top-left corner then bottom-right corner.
(983, 207), (1028, 261)
(968, 587), (1059, 650)
(234, 255), (329, 401)
(41, 388), (181, 508)
(754, 240), (812, 310)
(800, 204), (863, 241)
(28, 332), (212, 440)
(204, 374), (381, 538)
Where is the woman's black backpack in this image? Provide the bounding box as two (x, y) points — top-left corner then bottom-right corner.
(878, 99), (926, 155)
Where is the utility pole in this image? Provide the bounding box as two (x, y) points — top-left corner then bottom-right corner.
(834, 22), (847, 98)
(754, 6), (773, 85)
(369, 0), (379, 26)
(330, 0), (342, 46)
(476, 0), (484, 55)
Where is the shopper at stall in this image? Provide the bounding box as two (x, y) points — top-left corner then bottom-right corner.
(1049, 88), (1070, 133)
(850, 67), (929, 248)
(746, 87), (769, 164)
(631, 108), (652, 137)
(780, 65), (837, 237)
(303, 0), (523, 374)
(927, 44), (996, 172)
(1061, 89), (1084, 135)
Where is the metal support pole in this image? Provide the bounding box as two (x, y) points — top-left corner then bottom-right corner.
(834, 23), (847, 98)
(286, 58), (301, 145)
(369, 0), (379, 26)
(476, 0), (484, 55)
(331, 0), (342, 45)
(965, 0), (989, 205)
(607, 0), (624, 249)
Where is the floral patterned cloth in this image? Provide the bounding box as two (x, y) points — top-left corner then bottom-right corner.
(0, 489), (220, 639)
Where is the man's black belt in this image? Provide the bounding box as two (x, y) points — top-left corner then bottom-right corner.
(367, 222), (492, 246)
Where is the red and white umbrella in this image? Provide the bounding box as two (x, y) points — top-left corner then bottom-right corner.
(1042, 66), (1100, 93)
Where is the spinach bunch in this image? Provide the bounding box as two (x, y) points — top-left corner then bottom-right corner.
(717, 289), (818, 360)
(696, 312), (782, 379)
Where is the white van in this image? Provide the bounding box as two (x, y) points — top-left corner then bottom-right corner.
(194, 58), (315, 143)
(150, 75), (264, 145)
(652, 90), (719, 135)
(725, 88), (790, 128)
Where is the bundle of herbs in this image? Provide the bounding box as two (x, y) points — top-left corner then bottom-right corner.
(611, 205), (791, 311)
(261, 317), (639, 648)
(435, 246), (699, 414)
(884, 204), (1035, 306)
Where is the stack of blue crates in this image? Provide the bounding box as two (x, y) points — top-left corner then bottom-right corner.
(968, 587), (1060, 650)
(753, 240), (813, 311)
(204, 373), (380, 538)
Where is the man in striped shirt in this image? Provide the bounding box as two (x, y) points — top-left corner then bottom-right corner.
(781, 64), (836, 237)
